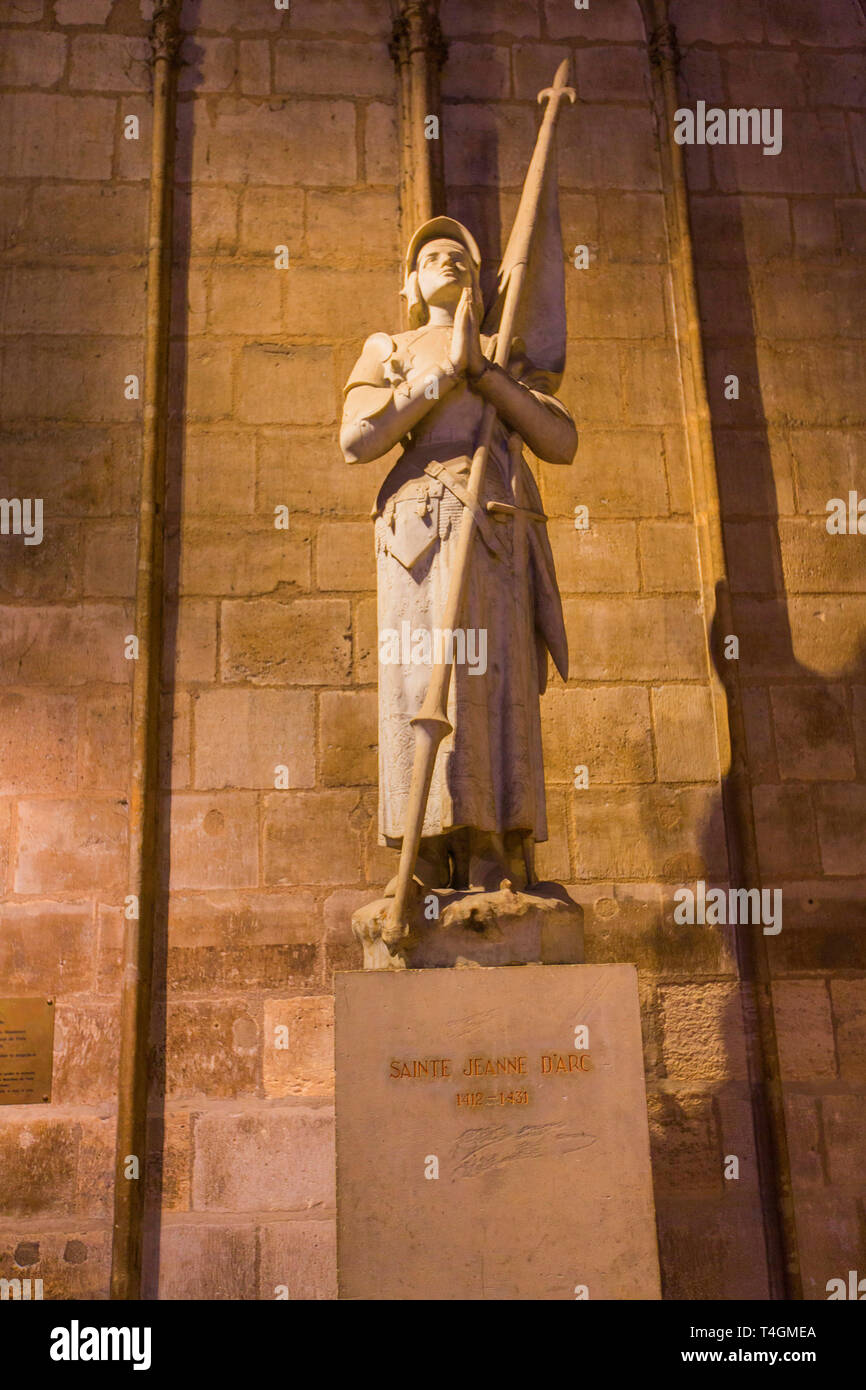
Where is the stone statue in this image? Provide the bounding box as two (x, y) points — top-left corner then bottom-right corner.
(341, 65), (584, 969)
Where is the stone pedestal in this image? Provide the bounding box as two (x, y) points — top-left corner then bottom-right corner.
(352, 882), (584, 970)
(335, 963), (661, 1300)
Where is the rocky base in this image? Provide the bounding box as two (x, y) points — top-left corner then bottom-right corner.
(351, 881), (584, 971)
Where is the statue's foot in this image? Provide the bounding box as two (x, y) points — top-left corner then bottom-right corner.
(467, 846), (512, 892)
(383, 844), (450, 897)
(467, 830), (530, 892)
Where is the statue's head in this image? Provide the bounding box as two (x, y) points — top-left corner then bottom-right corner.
(402, 216), (484, 328)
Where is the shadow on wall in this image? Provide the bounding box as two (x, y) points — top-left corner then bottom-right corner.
(696, 186), (866, 1301)
(571, 12), (866, 1294)
(585, 129), (866, 1301)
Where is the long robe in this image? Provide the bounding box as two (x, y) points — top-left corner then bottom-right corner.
(342, 322), (571, 847)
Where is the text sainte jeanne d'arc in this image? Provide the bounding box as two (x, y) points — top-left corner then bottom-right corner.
(389, 1053), (591, 1079)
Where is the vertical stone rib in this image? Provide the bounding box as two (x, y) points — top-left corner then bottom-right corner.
(389, 0), (448, 245)
(640, 0), (802, 1300)
(110, 0), (181, 1302)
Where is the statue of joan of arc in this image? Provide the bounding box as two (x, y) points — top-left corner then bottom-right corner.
(340, 210), (576, 897)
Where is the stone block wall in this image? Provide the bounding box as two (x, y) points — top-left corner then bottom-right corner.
(157, 0), (400, 1299)
(0, 0), (150, 1299)
(0, 0), (863, 1301)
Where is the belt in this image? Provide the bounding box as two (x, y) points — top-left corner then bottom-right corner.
(373, 441), (547, 558)
(423, 461), (489, 535)
(369, 439), (477, 521)
(423, 463), (547, 529)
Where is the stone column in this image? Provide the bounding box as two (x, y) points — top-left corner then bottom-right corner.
(389, 0), (448, 245)
(111, 0), (182, 1304)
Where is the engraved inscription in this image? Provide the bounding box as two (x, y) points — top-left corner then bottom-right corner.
(457, 1089), (530, 1107)
(388, 1052), (592, 1081)
(451, 1122), (597, 1178)
(541, 1053), (592, 1073)
(462, 1055), (528, 1077)
(390, 1058), (452, 1078)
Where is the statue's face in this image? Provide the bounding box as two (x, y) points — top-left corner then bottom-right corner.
(415, 238), (473, 310)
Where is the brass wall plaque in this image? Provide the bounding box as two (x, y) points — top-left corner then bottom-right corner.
(0, 998), (55, 1105)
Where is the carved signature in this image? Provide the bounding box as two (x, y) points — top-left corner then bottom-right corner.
(451, 1122), (596, 1178)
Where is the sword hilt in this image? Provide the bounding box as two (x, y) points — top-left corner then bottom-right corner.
(537, 84), (576, 106)
(537, 57), (576, 107)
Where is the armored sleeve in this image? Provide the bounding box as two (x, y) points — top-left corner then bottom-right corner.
(489, 333), (573, 428)
(511, 343), (573, 425)
(342, 331), (398, 429)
